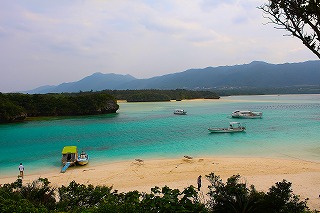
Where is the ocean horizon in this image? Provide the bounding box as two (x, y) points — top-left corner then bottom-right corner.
(1, 94), (320, 178)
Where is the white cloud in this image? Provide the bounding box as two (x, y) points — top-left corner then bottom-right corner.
(0, 0), (318, 92)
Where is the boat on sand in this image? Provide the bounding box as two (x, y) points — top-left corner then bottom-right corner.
(61, 146), (89, 172)
(77, 151), (89, 166)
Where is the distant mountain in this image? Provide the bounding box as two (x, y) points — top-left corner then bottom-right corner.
(27, 85), (56, 94)
(29, 73), (136, 94)
(26, 61), (320, 94)
(120, 60), (320, 89)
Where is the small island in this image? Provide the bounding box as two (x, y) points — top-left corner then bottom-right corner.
(0, 92), (119, 123)
(0, 89), (220, 123)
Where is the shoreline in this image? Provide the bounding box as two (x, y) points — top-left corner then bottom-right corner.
(1, 156), (319, 210)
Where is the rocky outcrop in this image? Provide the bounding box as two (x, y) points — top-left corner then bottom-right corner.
(0, 112), (27, 123)
(88, 100), (119, 114)
(99, 100), (119, 113)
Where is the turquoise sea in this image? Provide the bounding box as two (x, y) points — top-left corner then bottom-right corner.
(1, 94), (320, 178)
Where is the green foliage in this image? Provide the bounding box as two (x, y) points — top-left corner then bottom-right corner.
(104, 89), (220, 102)
(139, 186), (206, 212)
(206, 173), (264, 213)
(0, 178), (53, 213)
(0, 174), (314, 212)
(127, 91), (171, 102)
(0, 93), (26, 123)
(264, 180), (309, 213)
(215, 85), (320, 96)
(206, 173), (311, 213)
(259, 0), (320, 59)
(19, 178), (56, 210)
(0, 92), (119, 123)
(0, 198), (48, 213)
(57, 182), (206, 212)
(57, 180), (113, 212)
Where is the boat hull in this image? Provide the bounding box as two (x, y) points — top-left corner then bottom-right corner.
(174, 112), (187, 115)
(208, 128), (245, 133)
(77, 153), (89, 166)
(232, 115), (262, 119)
(174, 109), (187, 115)
(231, 111), (262, 119)
(77, 159), (89, 166)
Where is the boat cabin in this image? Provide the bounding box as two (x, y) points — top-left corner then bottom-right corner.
(229, 122), (243, 129)
(231, 110), (262, 118)
(174, 109), (187, 115)
(79, 151), (87, 160)
(61, 146), (78, 166)
(77, 150), (89, 166)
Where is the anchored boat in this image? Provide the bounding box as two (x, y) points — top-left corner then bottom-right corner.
(174, 109), (187, 115)
(231, 110), (262, 119)
(208, 122), (246, 133)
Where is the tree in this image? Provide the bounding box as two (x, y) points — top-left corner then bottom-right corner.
(206, 173), (264, 213)
(205, 173), (310, 213)
(264, 180), (309, 213)
(259, 0), (320, 59)
(0, 178), (53, 213)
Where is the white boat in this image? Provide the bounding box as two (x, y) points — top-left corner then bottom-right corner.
(174, 109), (187, 115)
(77, 151), (89, 166)
(231, 110), (262, 119)
(208, 122), (246, 133)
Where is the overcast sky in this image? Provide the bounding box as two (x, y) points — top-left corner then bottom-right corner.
(0, 0), (318, 92)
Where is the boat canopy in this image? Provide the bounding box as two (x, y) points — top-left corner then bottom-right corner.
(229, 122), (241, 125)
(62, 146), (78, 154)
(233, 110), (251, 113)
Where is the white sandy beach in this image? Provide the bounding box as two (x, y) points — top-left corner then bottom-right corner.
(1, 157), (320, 210)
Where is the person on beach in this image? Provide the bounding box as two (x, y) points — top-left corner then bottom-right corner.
(18, 163), (24, 178)
(197, 175), (202, 191)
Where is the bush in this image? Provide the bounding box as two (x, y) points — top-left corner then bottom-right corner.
(205, 173), (310, 213)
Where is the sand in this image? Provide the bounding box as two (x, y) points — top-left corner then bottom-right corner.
(1, 156), (319, 210)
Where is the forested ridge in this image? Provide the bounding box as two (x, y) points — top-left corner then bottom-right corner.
(104, 89), (220, 102)
(0, 92), (119, 123)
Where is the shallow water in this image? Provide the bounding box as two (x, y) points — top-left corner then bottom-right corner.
(1, 94), (320, 177)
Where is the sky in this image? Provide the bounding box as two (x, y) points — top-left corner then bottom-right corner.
(0, 0), (318, 93)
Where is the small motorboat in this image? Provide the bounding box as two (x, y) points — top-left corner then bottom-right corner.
(174, 109), (187, 115)
(231, 110), (262, 119)
(77, 151), (89, 166)
(208, 122), (246, 133)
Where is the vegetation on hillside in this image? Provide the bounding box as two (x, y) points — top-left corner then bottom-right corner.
(0, 173), (315, 213)
(215, 85), (320, 96)
(0, 92), (118, 123)
(103, 89), (220, 102)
